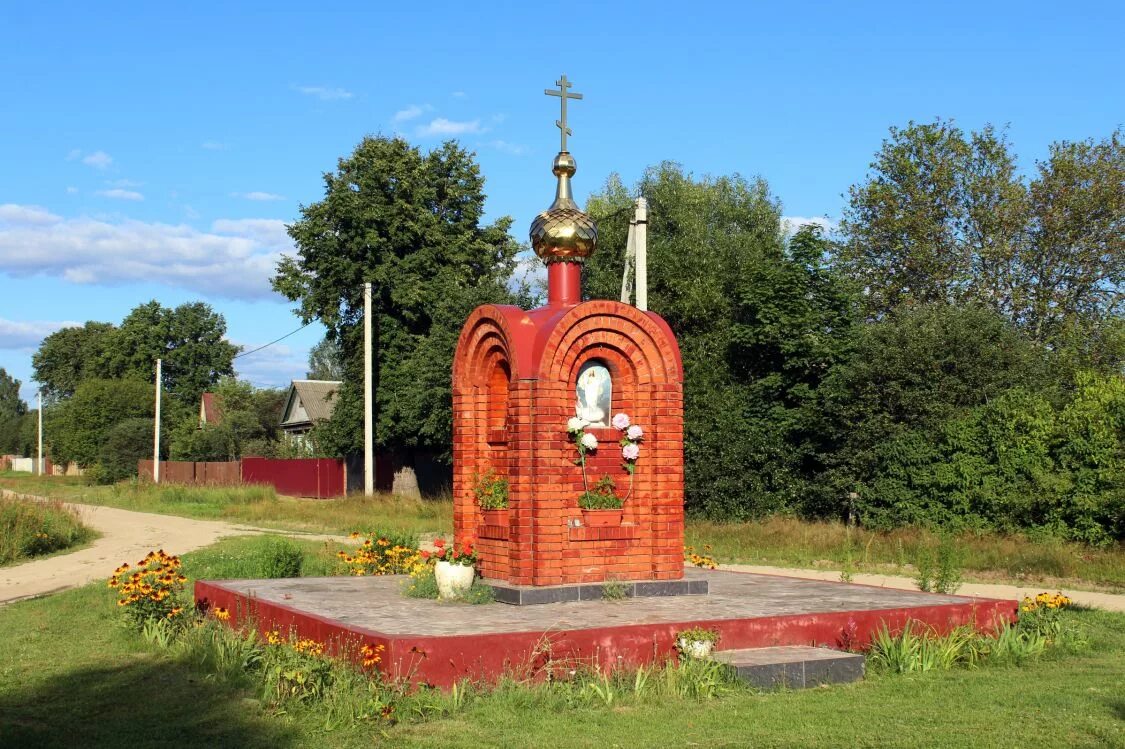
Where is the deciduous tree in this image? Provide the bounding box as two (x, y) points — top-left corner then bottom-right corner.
(31, 322), (115, 401)
(839, 121), (1123, 349)
(273, 136), (520, 457)
(585, 164), (857, 519)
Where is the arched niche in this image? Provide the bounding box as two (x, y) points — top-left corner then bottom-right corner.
(575, 358), (611, 427)
(488, 358), (511, 442)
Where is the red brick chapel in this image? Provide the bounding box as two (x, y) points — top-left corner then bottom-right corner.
(451, 77), (686, 587)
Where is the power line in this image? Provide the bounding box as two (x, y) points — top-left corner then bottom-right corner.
(233, 321), (316, 360)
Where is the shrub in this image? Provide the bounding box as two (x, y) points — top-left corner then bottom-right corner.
(258, 536), (303, 578)
(97, 417), (157, 484)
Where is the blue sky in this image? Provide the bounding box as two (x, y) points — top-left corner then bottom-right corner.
(1, 1), (1122, 404)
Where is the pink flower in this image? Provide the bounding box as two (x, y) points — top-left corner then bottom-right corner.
(580, 433), (599, 450)
(626, 425), (644, 441)
(611, 413), (631, 430)
(622, 443), (640, 461)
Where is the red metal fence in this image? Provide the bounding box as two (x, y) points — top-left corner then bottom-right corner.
(242, 457), (345, 499)
(138, 458), (345, 499)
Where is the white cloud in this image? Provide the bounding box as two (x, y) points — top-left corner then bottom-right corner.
(452, 91), (466, 98)
(201, 141), (228, 150)
(96, 188), (144, 201)
(66, 186), (79, 194)
(211, 218), (291, 246)
(106, 178), (143, 188)
(0, 204), (294, 300)
(488, 139), (528, 156)
(0, 318), (81, 350)
(393, 104), (430, 123)
(416, 118), (484, 137)
(0, 204), (60, 225)
(781, 215), (838, 236)
(81, 151), (113, 169)
(295, 85), (353, 101)
(66, 149), (82, 161)
(231, 191), (286, 202)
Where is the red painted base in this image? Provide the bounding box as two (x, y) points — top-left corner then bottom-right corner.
(195, 576), (1017, 689)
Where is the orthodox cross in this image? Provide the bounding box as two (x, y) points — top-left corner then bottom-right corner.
(545, 74), (583, 152)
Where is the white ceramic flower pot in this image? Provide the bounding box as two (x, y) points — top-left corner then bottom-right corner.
(435, 560), (476, 599)
(678, 638), (714, 659)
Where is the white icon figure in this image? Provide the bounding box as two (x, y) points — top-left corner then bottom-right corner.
(576, 362), (610, 427)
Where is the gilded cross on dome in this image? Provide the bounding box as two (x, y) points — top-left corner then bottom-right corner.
(545, 74), (583, 152)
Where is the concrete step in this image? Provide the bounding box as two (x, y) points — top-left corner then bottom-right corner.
(713, 646), (865, 690)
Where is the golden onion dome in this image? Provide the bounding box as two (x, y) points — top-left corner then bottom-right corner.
(529, 152), (598, 262)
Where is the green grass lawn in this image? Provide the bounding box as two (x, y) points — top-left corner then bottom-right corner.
(0, 534), (1121, 748)
(3, 471), (1123, 591)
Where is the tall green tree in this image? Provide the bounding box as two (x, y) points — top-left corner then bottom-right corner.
(0, 368), (28, 454)
(31, 304), (238, 406)
(31, 322), (115, 401)
(46, 378), (154, 468)
(839, 121), (1123, 346)
(99, 301), (239, 404)
(1024, 132), (1125, 343)
(0, 368), (26, 420)
(306, 337), (344, 381)
(273, 136), (520, 457)
(585, 164), (857, 519)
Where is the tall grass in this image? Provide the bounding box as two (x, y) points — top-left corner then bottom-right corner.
(0, 496), (95, 565)
(688, 515), (1125, 589)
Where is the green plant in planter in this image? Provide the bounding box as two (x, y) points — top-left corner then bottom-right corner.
(578, 475), (623, 510)
(675, 626), (721, 659)
(473, 469), (509, 510)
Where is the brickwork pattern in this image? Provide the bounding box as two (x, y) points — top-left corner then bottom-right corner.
(453, 300), (686, 585)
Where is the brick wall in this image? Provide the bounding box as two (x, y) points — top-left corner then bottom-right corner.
(453, 299), (685, 586)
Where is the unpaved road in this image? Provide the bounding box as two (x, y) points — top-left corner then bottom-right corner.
(1, 490), (347, 605)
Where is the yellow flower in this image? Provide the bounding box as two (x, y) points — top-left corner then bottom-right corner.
(214, 607), (230, 621)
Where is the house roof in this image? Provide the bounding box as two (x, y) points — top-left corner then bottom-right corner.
(200, 392), (222, 425)
(281, 380), (343, 428)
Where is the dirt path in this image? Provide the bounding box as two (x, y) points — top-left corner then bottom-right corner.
(721, 563), (1125, 613)
(0, 490), (349, 605)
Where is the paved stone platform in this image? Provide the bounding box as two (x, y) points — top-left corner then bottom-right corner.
(195, 569), (1016, 687)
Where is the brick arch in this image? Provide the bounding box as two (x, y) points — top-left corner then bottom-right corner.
(539, 301), (681, 386)
(453, 309), (518, 389)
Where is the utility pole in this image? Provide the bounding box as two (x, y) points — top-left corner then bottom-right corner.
(363, 282), (374, 496)
(36, 389), (43, 476)
(619, 198), (649, 311)
(153, 359), (162, 484)
(634, 197), (648, 312)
